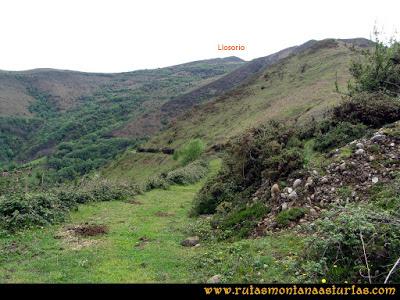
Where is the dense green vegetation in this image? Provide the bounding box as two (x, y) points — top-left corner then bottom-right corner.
(191, 34), (400, 283)
(0, 59), (242, 183)
(1, 35), (399, 284)
(173, 139), (205, 166)
(0, 179), (140, 233)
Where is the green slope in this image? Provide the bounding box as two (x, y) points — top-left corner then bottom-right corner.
(104, 39), (370, 182)
(0, 58), (244, 180)
(0, 159), (301, 283)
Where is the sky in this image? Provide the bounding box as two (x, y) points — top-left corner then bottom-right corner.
(0, 0), (399, 73)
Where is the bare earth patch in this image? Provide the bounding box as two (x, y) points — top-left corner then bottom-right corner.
(154, 211), (175, 217)
(134, 236), (152, 249)
(55, 224), (108, 250)
(127, 199), (143, 205)
(71, 224), (108, 237)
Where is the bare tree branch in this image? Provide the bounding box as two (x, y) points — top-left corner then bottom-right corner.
(359, 231), (372, 284)
(384, 257), (400, 284)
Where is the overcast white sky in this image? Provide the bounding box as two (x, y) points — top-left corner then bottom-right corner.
(0, 0), (399, 73)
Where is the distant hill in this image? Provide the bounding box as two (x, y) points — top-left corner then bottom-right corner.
(104, 38), (374, 182)
(0, 57), (244, 178)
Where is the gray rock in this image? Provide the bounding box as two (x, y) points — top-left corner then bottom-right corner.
(372, 177), (379, 184)
(355, 149), (365, 155)
(320, 177), (329, 184)
(371, 134), (385, 142)
(207, 275), (222, 284)
(293, 179), (302, 189)
(181, 236), (200, 247)
(339, 162), (346, 171)
(281, 202), (288, 211)
(288, 191), (298, 201)
(356, 143), (364, 149)
(287, 187), (293, 194)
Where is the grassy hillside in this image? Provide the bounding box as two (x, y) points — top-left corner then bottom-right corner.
(104, 39), (371, 182)
(0, 58), (244, 180)
(0, 160), (301, 283)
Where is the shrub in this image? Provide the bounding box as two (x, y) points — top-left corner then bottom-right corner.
(166, 160), (208, 185)
(0, 192), (70, 231)
(0, 179), (140, 232)
(193, 121), (305, 217)
(57, 179), (140, 204)
(314, 121), (367, 152)
(348, 35), (400, 97)
(301, 204), (400, 283)
(145, 176), (170, 190)
(174, 139), (205, 166)
(333, 92), (400, 128)
(217, 203), (270, 238)
(276, 207), (306, 227)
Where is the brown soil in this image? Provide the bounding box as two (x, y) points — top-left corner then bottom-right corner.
(127, 199), (143, 205)
(70, 224), (108, 237)
(135, 236), (152, 249)
(154, 211), (175, 217)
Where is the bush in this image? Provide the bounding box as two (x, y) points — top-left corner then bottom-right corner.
(0, 192), (70, 231)
(145, 176), (170, 190)
(174, 139), (205, 166)
(314, 121), (367, 152)
(217, 203), (270, 238)
(276, 207), (306, 227)
(301, 204), (400, 283)
(333, 92), (400, 128)
(193, 121), (304, 217)
(57, 179), (139, 204)
(166, 160), (208, 185)
(348, 36), (400, 97)
(0, 179), (140, 232)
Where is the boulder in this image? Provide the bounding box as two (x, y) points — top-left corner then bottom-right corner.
(371, 134), (385, 142)
(271, 184), (280, 197)
(287, 191), (298, 201)
(207, 275), (222, 284)
(355, 149), (365, 155)
(181, 236), (200, 247)
(293, 179), (302, 189)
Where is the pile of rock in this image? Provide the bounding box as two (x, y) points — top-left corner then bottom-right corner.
(254, 128), (400, 235)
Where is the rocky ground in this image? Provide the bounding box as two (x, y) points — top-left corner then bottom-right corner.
(254, 123), (400, 235)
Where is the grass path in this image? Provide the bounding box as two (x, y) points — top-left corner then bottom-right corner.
(0, 161), (302, 283)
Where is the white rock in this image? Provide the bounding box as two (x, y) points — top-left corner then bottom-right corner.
(287, 187), (293, 194)
(288, 191), (298, 201)
(355, 149), (365, 155)
(372, 177), (379, 184)
(371, 134), (385, 142)
(207, 275), (222, 284)
(293, 179), (302, 189)
(320, 177), (329, 184)
(281, 202), (288, 211)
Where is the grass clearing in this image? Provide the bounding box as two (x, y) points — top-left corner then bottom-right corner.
(0, 159), (303, 283)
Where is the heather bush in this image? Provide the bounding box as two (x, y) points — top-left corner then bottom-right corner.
(301, 204), (400, 283)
